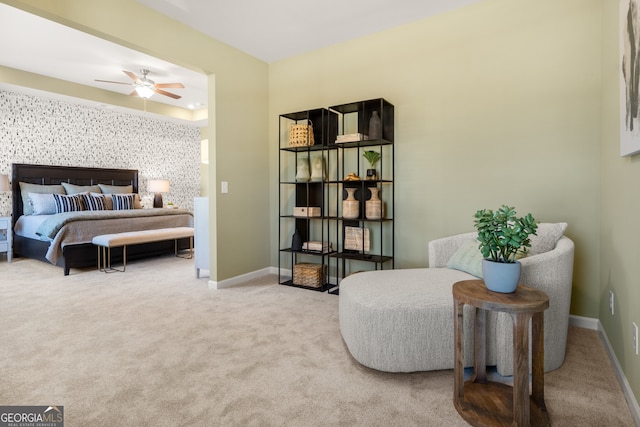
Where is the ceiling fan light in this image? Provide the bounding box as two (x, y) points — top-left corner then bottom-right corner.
(135, 85), (154, 99)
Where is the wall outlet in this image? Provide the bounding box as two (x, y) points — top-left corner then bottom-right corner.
(609, 290), (615, 315)
(633, 322), (639, 356)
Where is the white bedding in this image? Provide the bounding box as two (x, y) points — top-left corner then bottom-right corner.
(14, 215), (52, 240)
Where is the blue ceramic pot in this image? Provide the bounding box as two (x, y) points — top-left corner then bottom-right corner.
(481, 259), (521, 293)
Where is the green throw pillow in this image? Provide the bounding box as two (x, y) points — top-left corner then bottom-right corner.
(446, 240), (483, 278)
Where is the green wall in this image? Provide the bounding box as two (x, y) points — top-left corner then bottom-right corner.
(270, 0), (601, 315)
(601, 0), (640, 407)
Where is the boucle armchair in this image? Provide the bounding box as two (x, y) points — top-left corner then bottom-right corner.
(428, 230), (575, 375)
(339, 225), (574, 376)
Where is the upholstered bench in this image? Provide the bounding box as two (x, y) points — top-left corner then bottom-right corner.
(92, 227), (194, 272)
(339, 268), (476, 372)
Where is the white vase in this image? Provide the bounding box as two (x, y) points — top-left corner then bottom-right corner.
(365, 187), (383, 219)
(343, 188), (359, 219)
(310, 155), (325, 181)
(295, 157), (310, 182)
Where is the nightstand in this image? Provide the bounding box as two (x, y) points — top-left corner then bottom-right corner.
(0, 216), (12, 262)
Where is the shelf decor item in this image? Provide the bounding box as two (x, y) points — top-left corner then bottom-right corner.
(369, 111), (381, 140)
(291, 229), (303, 251)
(295, 156), (310, 182)
(344, 226), (370, 251)
(310, 154), (325, 181)
(288, 120), (315, 147)
(474, 205), (538, 293)
(365, 187), (383, 220)
(293, 263), (326, 288)
(343, 188), (359, 219)
(363, 150), (380, 181)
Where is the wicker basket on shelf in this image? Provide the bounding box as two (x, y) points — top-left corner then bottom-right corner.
(288, 120), (315, 147)
(293, 263), (326, 288)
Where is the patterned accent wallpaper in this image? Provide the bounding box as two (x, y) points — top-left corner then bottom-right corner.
(0, 89), (200, 217)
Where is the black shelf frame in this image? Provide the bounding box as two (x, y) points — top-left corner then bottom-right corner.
(328, 98), (395, 286)
(278, 108), (338, 291)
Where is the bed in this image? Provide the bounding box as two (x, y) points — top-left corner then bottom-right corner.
(11, 163), (194, 275)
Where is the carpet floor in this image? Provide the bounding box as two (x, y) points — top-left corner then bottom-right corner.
(0, 255), (636, 426)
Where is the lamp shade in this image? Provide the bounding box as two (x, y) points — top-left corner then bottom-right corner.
(147, 179), (170, 193)
(135, 85), (155, 99)
(0, 174), (9, 192)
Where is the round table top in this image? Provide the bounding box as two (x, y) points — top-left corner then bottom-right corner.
(452, 280), (549, 314)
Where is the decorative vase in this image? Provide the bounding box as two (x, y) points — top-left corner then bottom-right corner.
(481, 259), (521, 293)
(291, 229), (303, 251)
(343, 187), (359, 219)
(295, 157), (310, 182)
(366, 168), (377, 181)
(310, 155), (325, 181)
(365, 187), (383, 220)
(369, 111), (381, 140)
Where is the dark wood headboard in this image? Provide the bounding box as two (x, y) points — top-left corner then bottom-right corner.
(11, 163), (138, 225)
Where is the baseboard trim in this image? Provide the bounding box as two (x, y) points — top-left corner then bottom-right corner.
(570, 315), (640, 426)
(208, 267), (273, 290)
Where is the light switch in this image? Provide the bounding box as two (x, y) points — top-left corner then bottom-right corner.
(221, 181), (228, 194)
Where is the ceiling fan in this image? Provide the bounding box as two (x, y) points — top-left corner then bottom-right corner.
(95, 69), (184, 99)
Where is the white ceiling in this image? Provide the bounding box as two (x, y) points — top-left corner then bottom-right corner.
(136, 0), (483, 63)
(0, 0), (482, 124)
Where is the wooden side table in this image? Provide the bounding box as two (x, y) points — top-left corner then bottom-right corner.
(453, 280), (550, 426)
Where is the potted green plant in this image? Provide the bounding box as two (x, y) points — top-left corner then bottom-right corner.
(473, 205), (538, 293)
(362, 150), (381, 181)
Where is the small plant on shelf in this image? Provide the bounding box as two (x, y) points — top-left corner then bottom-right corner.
(362, 150), (380, 181)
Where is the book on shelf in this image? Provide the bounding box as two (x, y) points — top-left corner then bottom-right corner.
(302, 241), (332, 253)
(335, 133), (368, 143)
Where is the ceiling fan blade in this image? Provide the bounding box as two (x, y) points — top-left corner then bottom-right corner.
(129, 90), (139, 97)
(94, 79), (132, 85)
(123, 70), (139, 82)
(155, 83), (185, 89)
(154, 88), (181, 99)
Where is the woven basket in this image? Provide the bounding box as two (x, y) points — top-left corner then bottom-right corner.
(293, 263), (326, 288)
(289, 120), (315, 147)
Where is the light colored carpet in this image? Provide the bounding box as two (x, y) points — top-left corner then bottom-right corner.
(0, 255), (635, 426)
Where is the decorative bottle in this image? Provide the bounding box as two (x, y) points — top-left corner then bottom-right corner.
(365, 187), (383, 220)
(291, 229), (303, 251)
(343, 188), (359, 219)
(369, 111), (381, 140)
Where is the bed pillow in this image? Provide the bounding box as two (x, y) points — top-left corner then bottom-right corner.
(82, 193), (107, 211)
(19, 182), (66, 215)
(111, 193), (136, 210)
(98, 184), (133, 194)
(62, 182), (101, 195)
(28, 193), (57, 215)
(446, 240), (483, 278)
(528, 223), (568, 256)
(53, 193), (85, 213)
(98, 184), (142, 208)
(91, 192), (112, 210)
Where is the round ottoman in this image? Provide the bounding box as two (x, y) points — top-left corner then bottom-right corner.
(339, 268), (476, 372)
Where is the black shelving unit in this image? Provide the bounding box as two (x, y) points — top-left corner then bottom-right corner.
(278, 108), (338, 292)
(328, 98), (395, 294)
(278, 99), (394, 294)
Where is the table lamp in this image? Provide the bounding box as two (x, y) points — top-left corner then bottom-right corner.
(147, 179), (169, 208)
(0, 174), (9, 192)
